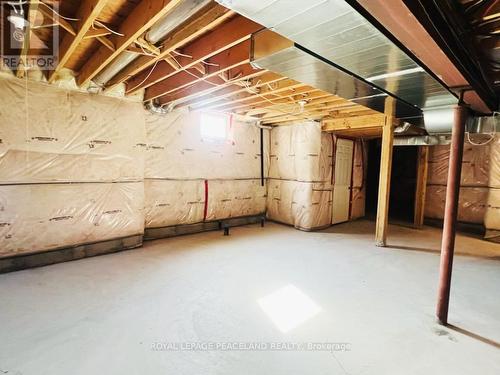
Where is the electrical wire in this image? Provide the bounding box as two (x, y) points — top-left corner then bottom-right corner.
(39, 1), (80, 21)
(93, 20), (124, 36)
(126, 59), (161, 93)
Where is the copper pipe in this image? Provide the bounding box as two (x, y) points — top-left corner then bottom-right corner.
(436, 104), (468, 325)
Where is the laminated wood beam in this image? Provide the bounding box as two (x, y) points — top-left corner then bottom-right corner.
(106, 3), (232, 90)
(76, 0), (182, 87)
(48, 0), (108, 83)
(127, 15), (262, 95)
(414, 146), (429, 228)
(143, 40), (258, 101)
(322, 114), (385, 131)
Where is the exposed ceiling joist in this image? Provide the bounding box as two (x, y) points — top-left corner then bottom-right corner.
(105, 3), (233, 91)
(158, 70), (277, 108)
(144, 39), (257, 101)
(129, 15), (263, 95)
(76, 0), (183, 87)
(48, 0), (109, 83)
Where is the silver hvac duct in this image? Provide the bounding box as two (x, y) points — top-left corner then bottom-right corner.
(217, 0), (458, 118)
(92, 0), (211, 88)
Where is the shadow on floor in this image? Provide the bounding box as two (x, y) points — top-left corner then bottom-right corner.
(447, 324), (500, 350)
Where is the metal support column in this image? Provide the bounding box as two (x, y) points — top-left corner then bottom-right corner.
(436, 104), (468, 324)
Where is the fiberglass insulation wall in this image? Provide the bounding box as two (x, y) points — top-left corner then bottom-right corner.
(143, 110), (268, 228)
(267, 121), (333, 230)
(425, 136), (500, 239)
(0, 76), (146, 257)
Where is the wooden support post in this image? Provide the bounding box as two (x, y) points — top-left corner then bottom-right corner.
(375, 98), (395, 247)
(414, 146), (429, 228)
(436, 104), (467, 325)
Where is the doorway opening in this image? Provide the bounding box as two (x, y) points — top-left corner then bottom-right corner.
(365, 140), (419, 224)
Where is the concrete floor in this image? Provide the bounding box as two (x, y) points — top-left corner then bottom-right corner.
(1, 220), (499, 375)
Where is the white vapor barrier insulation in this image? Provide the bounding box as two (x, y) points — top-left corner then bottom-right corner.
(267, 122), (333, 230)
(0, 76), (146, 183)
(0, 182), (145, 258)
(425, 135), (500, 233)
(351, 139), (368, 220)
(206, 179), (267, 221)
(425, 185), (488, 225)
(0, 77), (146, 257)
(144, 111), (267, 228)
(145, 179), (205, 228)
(145, 111), (269, 179)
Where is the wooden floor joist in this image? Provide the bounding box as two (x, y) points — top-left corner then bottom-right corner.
(144, 40), (257, 101)
(105, 3), (233, 90)
(158, 71), (279, 108)
(128, 15), (263, 95)
(48, 0), (108, 83)
(76, 0), (183, 87)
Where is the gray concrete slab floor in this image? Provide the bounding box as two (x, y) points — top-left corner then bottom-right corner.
(1, 220), (499, 375)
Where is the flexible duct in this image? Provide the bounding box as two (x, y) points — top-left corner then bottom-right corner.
(92, 0), (211, 88)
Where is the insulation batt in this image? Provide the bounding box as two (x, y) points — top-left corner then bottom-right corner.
(0, 77), (146, 183)
(425, 135), (500, 234)
(143, 111), (268, 227)
(0, 182), (144, 258)
(266, 122), (333, 230)
(0, 76), (146, 257)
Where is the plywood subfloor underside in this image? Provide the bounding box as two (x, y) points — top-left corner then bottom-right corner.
(1, 221), (499, 374)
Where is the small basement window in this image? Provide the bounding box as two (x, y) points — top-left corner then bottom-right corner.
(200, 112), (229, 141)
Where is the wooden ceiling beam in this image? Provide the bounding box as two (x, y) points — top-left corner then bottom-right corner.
(221, 88), (329, 113)
(38, 2), (75, 36)
(194, 78), (313, 112)
(244, 94), (345, 117)
(127, 15), (262, 95)
(322, 114), (386, 132)
(157, 70), (277, 108)
(143, 39), (258, 101)
(76, 0), (182, 87)
(106, 3), (232, 91)
(48, 0), (109, 83)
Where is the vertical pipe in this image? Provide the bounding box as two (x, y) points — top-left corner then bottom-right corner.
(436, 104), (467, 325)
(260, 127), (264, 186)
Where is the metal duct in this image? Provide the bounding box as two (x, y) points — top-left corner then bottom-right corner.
(423, 106), (456, 134)
(218, 0), (458, 117)
(393, 135), (452, 146)
(251, 30), (422, 121)
(93, 0), (211, 88)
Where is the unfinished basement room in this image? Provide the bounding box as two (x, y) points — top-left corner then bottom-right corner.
(1, 0), (500, 373)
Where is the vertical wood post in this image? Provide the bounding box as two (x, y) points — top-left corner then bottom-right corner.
(414, 146), (429, 228)
(375, 98), (395, 247)
(436, 104), (467, 325)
